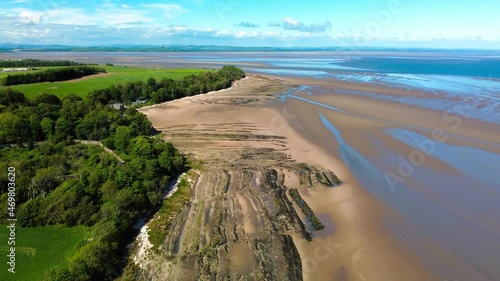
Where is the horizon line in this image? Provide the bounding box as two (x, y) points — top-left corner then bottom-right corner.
(1, 44), (500, 52)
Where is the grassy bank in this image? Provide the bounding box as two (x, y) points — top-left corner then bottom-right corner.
(147, 170), (196, 251)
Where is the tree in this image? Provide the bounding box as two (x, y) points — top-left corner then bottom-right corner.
(33, 93), (62, 106)
(114, 126), (132, 152)
(0, 88), (27, 106)
(60, 95), (88, 122)
(0, 112), (23, 144)
(2, 67), (105, 86)
(28, 166), (63, 199)
(101, 180), (119, 202)
(54, 117), (74, 142)
(75, 118), (93, 140)
(29, 114), (44, 141)
(37, 102), (61, 120)
(130, 137), (153, 158)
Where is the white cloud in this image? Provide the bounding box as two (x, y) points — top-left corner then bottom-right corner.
(7, 7), (152, 27)
(141, 4), (186, 18)
(268, 17), (332, 33)
(13, 8), (45, 24)
(234, 22), (259, 28)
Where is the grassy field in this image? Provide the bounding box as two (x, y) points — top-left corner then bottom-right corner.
(0, 225), (89, 281)
(3, 66), (212, 98)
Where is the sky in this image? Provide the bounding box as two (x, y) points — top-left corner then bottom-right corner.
(1, 0), (499, 48)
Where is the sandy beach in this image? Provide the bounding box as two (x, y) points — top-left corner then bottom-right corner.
(135, 72), (499, 280)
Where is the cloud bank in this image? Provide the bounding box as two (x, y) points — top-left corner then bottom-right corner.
(268, 17), (332, 33)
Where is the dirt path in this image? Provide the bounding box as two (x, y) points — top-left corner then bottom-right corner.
(75, 140), (125, 164)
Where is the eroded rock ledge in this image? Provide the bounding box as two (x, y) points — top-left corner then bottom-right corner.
(132, 75), (341, 281)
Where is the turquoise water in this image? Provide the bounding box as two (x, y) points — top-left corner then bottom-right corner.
(336, 56), (500, 79)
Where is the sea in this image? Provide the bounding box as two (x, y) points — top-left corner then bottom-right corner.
(1, 50), (499, 280)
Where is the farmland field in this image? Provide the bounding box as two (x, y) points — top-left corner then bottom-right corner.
(0, 225), (89, 281)
(2, 66), (212, 98)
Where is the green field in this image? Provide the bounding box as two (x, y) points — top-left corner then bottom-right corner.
(3, 66), (212, 98)
(0, 225), (89, 281)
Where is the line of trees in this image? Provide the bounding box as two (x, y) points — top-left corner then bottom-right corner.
(0, 59), (91, 67)
(0, 66), (106, 86)
(88, 65), (245, 105)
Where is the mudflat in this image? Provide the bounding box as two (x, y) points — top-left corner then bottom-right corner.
(135, 74), (498, 281)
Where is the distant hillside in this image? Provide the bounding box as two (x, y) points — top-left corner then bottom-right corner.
(2, 44), (497, 53)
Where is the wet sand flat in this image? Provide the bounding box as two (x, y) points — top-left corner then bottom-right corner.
(139, 74), (493, 281)
(276, 75), (500, 281)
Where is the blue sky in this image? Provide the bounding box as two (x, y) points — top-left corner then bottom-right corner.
(1, 0), (499, 48)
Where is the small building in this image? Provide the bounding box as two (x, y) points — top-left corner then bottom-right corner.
(1, 68), (30, 72)
(131, 99), (148, 107)
(110, 103), (125, 111)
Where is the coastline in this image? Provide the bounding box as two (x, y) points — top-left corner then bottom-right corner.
(137, 74), (434, 280)
(138, 74), (497, 281)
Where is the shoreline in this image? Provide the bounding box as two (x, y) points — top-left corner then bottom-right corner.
(138, 74), (430, 280)
(138, 74), (497, 281)
(264, 74), (499, 281)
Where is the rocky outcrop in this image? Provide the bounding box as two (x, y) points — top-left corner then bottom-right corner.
(132, 75), (340, 281)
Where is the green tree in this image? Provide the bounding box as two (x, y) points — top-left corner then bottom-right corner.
(54, 117), (74, 142)
(130, 137), (153, 158)
(28, 166), (63, 199)
(0, 88), (27, 106)
(29, 114), (44, 141)
(0, 112), (23, 144)
(114, 126), (132, 152)
(33, 93), (62, 106)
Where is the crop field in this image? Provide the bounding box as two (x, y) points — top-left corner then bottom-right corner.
(0, 225), (89, 281)
(2, 66), (212, 98)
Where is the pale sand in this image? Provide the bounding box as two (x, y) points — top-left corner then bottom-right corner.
(140, 74), (496, 281)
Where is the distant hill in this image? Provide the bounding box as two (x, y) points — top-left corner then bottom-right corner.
(2, 44), (498, 53)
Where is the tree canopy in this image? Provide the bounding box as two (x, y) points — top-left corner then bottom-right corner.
(0, 59), (91, 67)
(0, 66), (106, 86)
(0, 65), (245, 281)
